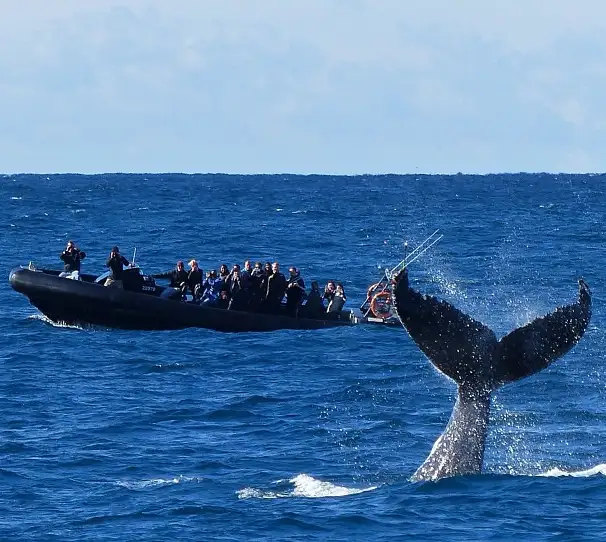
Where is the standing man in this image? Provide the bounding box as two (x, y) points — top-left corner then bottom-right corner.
(104, 246), (130, 288)
(264, 262), (286, 313)
(286, 267), (306, 317)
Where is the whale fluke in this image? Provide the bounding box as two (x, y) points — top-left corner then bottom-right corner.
(393, 268), (591, 482)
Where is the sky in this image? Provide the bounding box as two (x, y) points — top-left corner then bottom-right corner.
(2, 0), (606, 174)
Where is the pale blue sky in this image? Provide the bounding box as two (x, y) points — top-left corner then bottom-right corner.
(2, 0), (606, 174)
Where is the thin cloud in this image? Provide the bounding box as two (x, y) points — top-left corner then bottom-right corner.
(1, 0), (606, 173)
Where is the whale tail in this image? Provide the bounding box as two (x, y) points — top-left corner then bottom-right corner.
(393, 269), (591, 481)
(393, 268), (591, 391)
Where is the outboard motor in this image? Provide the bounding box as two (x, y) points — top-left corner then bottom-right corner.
(122, 266), (158, 295)
(141, 273), (157, 293)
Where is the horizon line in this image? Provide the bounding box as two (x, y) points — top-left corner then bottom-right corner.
(2, 171), (605, 177)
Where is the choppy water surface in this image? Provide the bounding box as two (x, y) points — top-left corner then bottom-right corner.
(1, 173), (605, 541)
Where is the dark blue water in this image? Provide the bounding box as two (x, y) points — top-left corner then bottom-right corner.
(1, 174), (605, 541)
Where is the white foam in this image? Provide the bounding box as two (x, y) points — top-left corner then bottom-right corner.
(538, 464), (606, 478)
(28, 313), (84, 330)
(237, 473), (377, 500)
(116, 475), (202, 490)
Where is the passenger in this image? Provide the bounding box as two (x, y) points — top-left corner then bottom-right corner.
(104, 246), (130, 288)
(327, 282), (347, 313)
(304, 281), (325, 315)
(248, 262), (265, 310)
(260, 261), (272, 297)
(153, 260), (188, 295)
(285, 266), (306, 317)
(59, 240), (86, 280)
(264, 262), (286, 313)
(241, 260), (252, 291)
(323, 281), (336, 305)
(219, 263), (230, 282)
(186, 259), (204, 301)
(225, 264), (246, 310)
(216, 290), (230, 310)
(250, 261), (264, 286)
(201, 270), (222, 306)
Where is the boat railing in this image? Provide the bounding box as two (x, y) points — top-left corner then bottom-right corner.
(360, 229), (442, 318)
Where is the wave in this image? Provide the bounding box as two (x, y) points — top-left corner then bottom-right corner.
(116, 475), (203, 490)
(237, 473), (377, 499)
(538, 464), (606, 478)
(146, 362), (187, 373)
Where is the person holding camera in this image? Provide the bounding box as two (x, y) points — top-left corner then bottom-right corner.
(104, 246), (130, 288)
(59, 240), (86, 280)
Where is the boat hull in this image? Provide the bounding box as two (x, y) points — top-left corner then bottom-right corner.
(9, 268), (354, 332)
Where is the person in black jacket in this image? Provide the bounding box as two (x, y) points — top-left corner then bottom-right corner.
(104, 246), (130, 287)
(303, 280), (324, 316)
(59, 240), (86, 279)
(248, 262), (265, 311)
(154, 261), (188, 294)
(323, 281), (336, 305)
(186, 259), (204, 301)
(264, 262), (286, 313)
(327, 282), (347, 313)
(224, 264), (246, 310)
(286, 267), (306, 317)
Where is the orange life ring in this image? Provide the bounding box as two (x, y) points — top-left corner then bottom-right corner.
(370, 291), (392, 319)
(367, 282), (390, 299)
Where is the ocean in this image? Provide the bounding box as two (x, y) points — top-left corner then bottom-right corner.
(0, 173), (604, 541)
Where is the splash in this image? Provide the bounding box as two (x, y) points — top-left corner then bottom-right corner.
(236, 473), (377, 499)
(538, 464), (606, 478)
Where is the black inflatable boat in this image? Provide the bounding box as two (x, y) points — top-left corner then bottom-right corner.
(9, 266), (379, 332)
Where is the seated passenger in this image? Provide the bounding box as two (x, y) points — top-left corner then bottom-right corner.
(186, 260), (204, 301)
(304, 281), (324, 315)
(327, 282), (347, 313)
(201, 270), (222, 306)
(286, 266), (306, 317)
(219, 263), (230, 281)
(104, 246), (130, 287)
(154, 260), (188, 294)
(323, 281), (336, 305)
(216, 290), (230, 310)
(59, 240), (86, 280)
